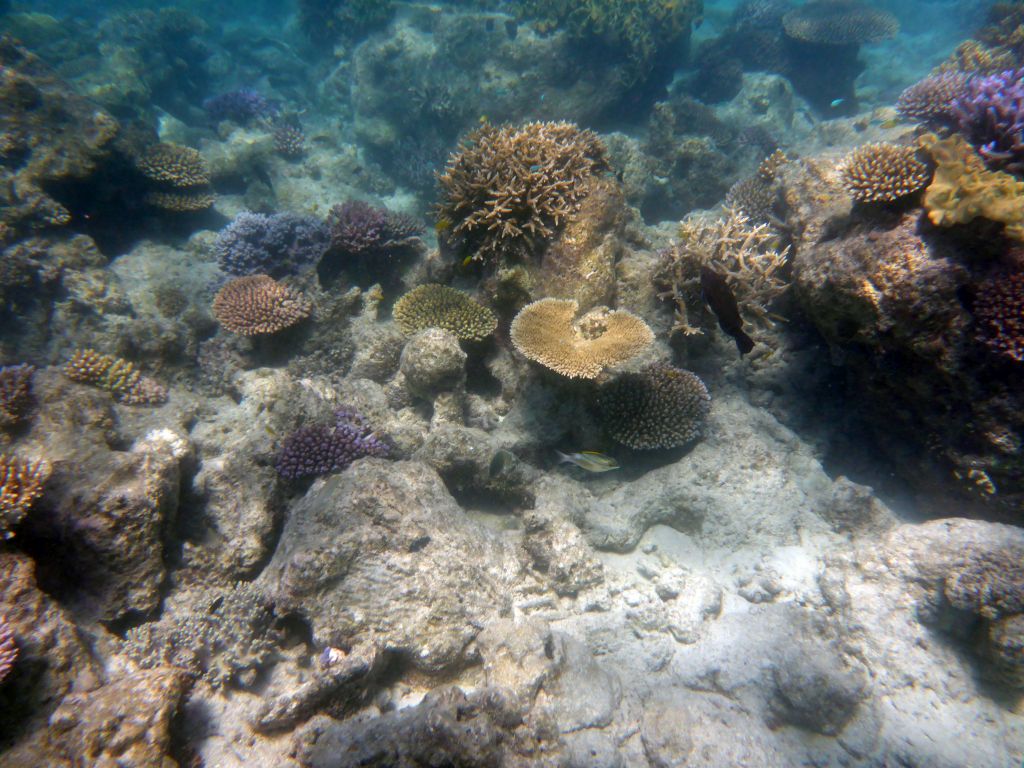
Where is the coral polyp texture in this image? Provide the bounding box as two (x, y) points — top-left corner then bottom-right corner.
(64, 349), (168, 405)
(0, 454), (48, 538)
(841, 143), (932, 203)
(0, 364), (33, 428)
(598, 363), (711, 450)
(974, 272), (1024, 363)
(509, 298), (654, 380)
(919, 133), (1024, 241)
(202, 88), (278, 124)
(0, 618), (16, 683)
(212, 274), (312, 336)
(325, 200), (421, 259)
(215, 212), (329, 277)
(437, 121), (608, 264)
(782, 0), (899, 45)
(272, 122), (306, 159)
(136, 143), (214, 212)
(952, 69), (1024, 173)
(897, 72), (970, 123)
(392, 284), (497, 342)
(275, 408), (390, 481)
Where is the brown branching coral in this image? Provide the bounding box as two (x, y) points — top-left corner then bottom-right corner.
(212, 274), (312, 336)
(782, 0), (898, 45)
(64, 349), (168, 405)
(918, 132), (1024, 241)
(841, 143), (932, 203)
(935, 40), (1017, 75)
(974, 272), (1024, 363)
(598, 363), (711, 450)
(392, 284), (497, 342)
(437, 121), (608, 264)
(0, 364), (33, 428)
(0, 454), (48, 538)
(136, 143), (214, 212)
(656, 208), (789, 337)
(897, 72), (970, 123)
(510, 298), (653, 379)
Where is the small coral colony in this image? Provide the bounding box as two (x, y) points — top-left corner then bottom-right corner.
(1, 0), (1024, 741)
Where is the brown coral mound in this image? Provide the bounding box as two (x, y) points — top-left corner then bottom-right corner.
(393, 284), (497, 341)
(974, 272), (1024, 363)
(935, 40), (1017, 75)
(64, 349), (168, 405)
(919, 132), (1024, 240)
(437, 121), (608, 263)
(841, 143), (931, 203)
(726, 175), (777, 223)
(212, 274), (312, 336)
(0, 364), (33, 428)
(897, 72), (970, 123)
(0, 454), (48, 538)
(509, 298), (653, 379)
(136, 143), (214, 212)
(783, 1), (898, 45)
(598, 363), (711, 450)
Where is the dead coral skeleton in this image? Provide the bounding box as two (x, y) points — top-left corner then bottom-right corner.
(657, 207), (790, 338)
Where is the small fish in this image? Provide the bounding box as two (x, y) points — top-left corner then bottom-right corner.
(700, 266), (755, 355)
(478, 114), (489, 125)
(530, 164), (542, 172)
(462, 253), (476, 268)
(435, 217), (452, 235)
(877, 118), (901, 129)
(830, 98), (845, 109)
(556, 450), (620, 473)
(264, 423), (278, 438)
(489, 449), (517, 478)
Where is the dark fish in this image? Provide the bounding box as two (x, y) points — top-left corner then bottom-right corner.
(700, 266), (755, 355)
(489, 449), (517, 478)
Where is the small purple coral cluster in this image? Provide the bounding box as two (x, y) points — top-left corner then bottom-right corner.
(953, 69), (1024, 173)
(203, 89), (279, 124)
(215, 212), (329, 277)
(974, 271), (1024, 363)
(275, 408), (390, 481)
(325, 200), (421, 258)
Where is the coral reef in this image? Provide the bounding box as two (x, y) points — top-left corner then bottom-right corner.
(392, 284), (497, 342)
(782, 1), (899, 45)
(0, 454), (47, 538)
(509, 298), (654, 379)
(63, 349), (167, 405)
(952, 69), (1024, 173)
(0, 618), (16, 683)
(437, 121), (608, 264)
(212, 275), (312, 336)
(897, 72), (970, 124)
(123, 582), (277, 690)
(0, 364), (33, 428)
(275, 408), (389, 481)
(841, 143), (932, 203)
(272, 121), (307, 159)
(919, 132), (1024, 241)
(657, 208), (789, 338)
(320, 201), (422, 285)
(203, 88), (278, 124)
(598, 363), (711, 450)
(974, 271), (1024, 363)
(135, 143), (215, 212)
(215, 212), (329, 277)
(725, 150), (789, 224)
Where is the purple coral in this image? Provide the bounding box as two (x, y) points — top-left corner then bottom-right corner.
(0, 618), (17, 683)
(275, 408), (390, 481)
(324, 200), (421, 258)
(974, 271), (1024, 363)
(953, 70), (1024, 173)
(202, 89), (279, 124)
(215, 212), (329, 277)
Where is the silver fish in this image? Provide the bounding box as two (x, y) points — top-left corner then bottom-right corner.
(556, 450), (620, 473)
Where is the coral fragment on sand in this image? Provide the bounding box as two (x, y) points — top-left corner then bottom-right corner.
(64, 349), (168, 405)
(509, 298), (653, 380)
(841, 143), (931, 203)
(393, 284), (497, 342)
(0, 454), (48, 538)
(212, 274), (312, 336)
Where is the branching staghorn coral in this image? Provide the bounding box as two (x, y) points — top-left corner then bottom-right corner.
(0, 454), (48, 538)
(64, 350), (168, 405)
(656, 207), (789, 337)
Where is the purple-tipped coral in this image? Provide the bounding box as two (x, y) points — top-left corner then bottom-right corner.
(215, 212), (329, 277)
(897, 72), (970, 124)
(0, 618), (16, 683)
(275, 408), (390, 481)
(202, 89), (279, 124)
(325, 201), (421, 258)
(953, 70), (1024, 173)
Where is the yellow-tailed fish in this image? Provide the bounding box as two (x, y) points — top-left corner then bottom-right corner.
(556, 450), (620, 473)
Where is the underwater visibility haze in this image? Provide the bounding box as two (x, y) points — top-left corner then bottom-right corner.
(2, 0), (1024, 765)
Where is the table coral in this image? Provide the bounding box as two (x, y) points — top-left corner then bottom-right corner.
(212, 274), (312, 336)
(509, 298), (653, 380)
(393, 284), (497, 342)
(63, 349), (168, 405)
(135, 142), (214, 212)
(782, 0), (898, 45)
